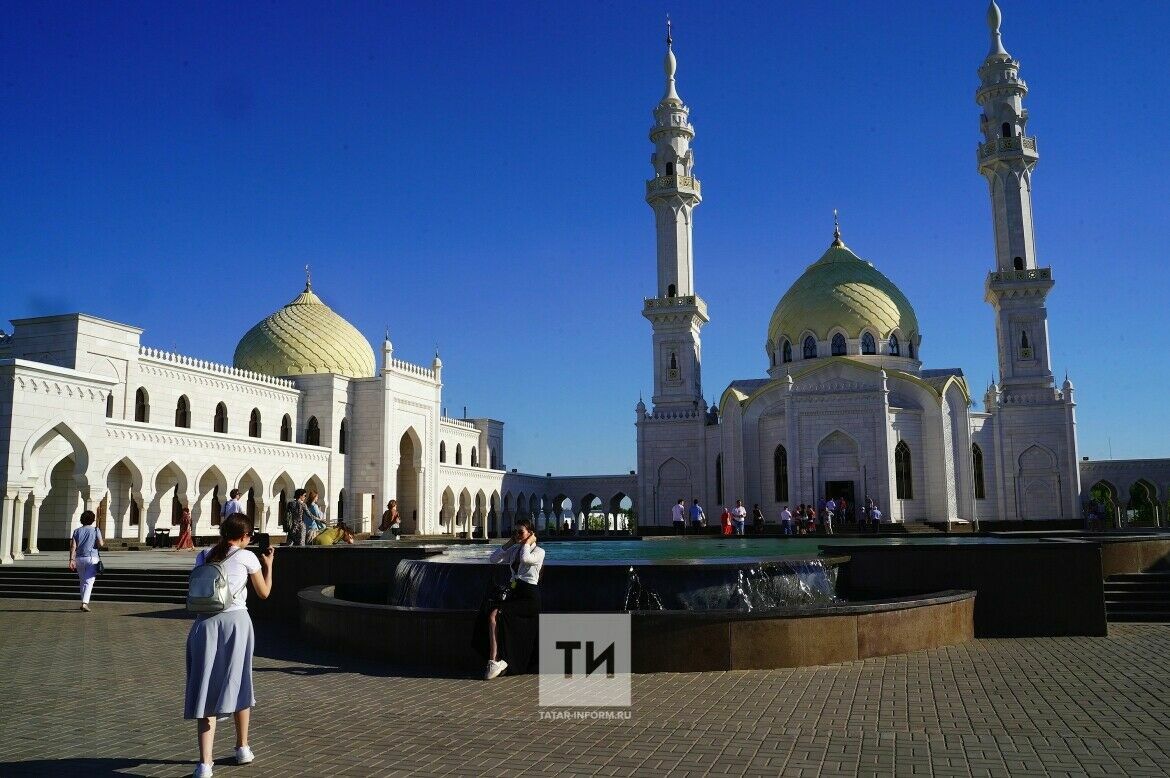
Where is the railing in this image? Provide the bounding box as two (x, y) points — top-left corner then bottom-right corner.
(138, 346), (296, 388)
(988, 267), (1051, 283)
(441, 416), (477, 430)
(389, 356), (435, 380)
(643, 295), (708, 318)
(978, 135), (1037, 158)
(645, 175), (701, 197)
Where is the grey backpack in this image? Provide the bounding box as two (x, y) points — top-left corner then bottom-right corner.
(187, 550), (243, 613)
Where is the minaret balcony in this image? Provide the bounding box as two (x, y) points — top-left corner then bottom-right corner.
(645, 175), (702, 199)
(643, 294), (709, 323)
(985, 266), (1053, 302)
(978, 135), (1038, 160)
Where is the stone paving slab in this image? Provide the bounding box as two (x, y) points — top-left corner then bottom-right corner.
(0, 600), (1167, 777)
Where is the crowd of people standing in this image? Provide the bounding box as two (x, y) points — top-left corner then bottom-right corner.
(668, 495), (887, 536)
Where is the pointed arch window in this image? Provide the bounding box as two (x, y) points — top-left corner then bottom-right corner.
(337, 489), (346, 520)
(667, 284), (676, 298)
(249, 408), (262, 438)
(895, 440), (913, 500)
(831, 333), (847, 356)
(802, 336), (817, 359)
(135, 388), (150, 423)
(471, 446), (479, 467)
(861, 332), (876, 355)
(888, 334), (900, 357)
(782, 339), (792, 363)
(174, 395), (191, 428)
(1013, 256), (1024, 270)
(489, 447), (497, 469)
(439, 441), (447, 463)
(455, 444), (463, 465)
(972, 443), (986, 500)
(908, 338), (916, 359)
(769, 345), (776, 367)
(213, 402), (228, 434)
(774, 445), (789, 502)
(106, 393), (114, 418)
(280, 414), (292, 442)
(338, 418), (348, 454)
(306, 416), (320, 446)
(715, 454), (724, 506)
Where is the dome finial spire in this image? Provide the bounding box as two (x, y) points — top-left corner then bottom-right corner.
(304, 263), (312, 291)
(831, 209), (844, 247)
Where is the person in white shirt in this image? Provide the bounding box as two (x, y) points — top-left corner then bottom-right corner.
(780, 506), (794, 536)
(477, 518), (544, 680)
(221, 489), (246, 520)
(671, 499), (686, 535)
(184, 514), (274, 778)
(731, 499), (748, 536)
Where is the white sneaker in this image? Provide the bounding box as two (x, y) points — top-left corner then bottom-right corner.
(193, 764), (213, 778)
(235, 745), (255, 765)
(485, 659), (508, 679)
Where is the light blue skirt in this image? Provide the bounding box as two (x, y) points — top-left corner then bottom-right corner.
(184, 609), (256, 719)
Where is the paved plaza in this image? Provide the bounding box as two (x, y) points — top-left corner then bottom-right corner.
(0, 599), (1167, 777)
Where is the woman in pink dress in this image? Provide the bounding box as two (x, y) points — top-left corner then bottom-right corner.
(175, 507), (195, 551)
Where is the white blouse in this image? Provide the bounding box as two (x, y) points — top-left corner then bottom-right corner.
(489, 542), (545, 585)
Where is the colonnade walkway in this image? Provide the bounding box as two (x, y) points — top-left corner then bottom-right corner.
(1, 600), (1168, 776)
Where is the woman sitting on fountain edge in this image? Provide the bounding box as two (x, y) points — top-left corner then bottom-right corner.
(476, 517), (544, 680)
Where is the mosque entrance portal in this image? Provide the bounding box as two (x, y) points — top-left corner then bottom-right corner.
(824, 480), (855, 516)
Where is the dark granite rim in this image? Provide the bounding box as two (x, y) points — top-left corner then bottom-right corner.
(299, 584), (974, 620)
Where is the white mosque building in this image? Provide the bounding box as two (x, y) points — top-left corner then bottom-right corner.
(1, 4), (1165, 560)
(636, 5), (1086, 526)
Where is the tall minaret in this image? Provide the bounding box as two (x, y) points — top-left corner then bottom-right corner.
(979, 1), (1055, 394)
(643, 19), (708, 411)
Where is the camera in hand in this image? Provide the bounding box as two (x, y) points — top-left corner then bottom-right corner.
(255, 532), (271, 554)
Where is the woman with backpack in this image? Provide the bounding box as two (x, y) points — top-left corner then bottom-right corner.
(185, 513), (274, 778)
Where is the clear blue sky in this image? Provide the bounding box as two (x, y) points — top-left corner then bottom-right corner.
(4, 1), (1169, 475)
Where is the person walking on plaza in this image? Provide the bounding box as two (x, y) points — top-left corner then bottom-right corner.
(824, 497), (836, 535)
(221, 489), (246, 520)
(731, 499), (747, 536)
(689, 498), (706, 532)
(672, 498), (686, 534)
(68, 510), (103, 612)
(752, 503), (765, 533)
(185, 513), (274, 778)
(304, 489), (325, 543)
(175, 507), (195, 551)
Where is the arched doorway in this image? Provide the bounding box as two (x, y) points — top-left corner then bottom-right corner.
(818, 430), (860, 515)
(458, 489), (472, 536)
(1128, 480), (1159, 527)
(396, 429), (422, 533)
(105, 458), (143, 540)
(441, 487), (455, 535)
(1089, 481), (1119, 528)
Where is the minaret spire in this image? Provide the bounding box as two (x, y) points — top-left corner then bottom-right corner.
(978, 3), (1056, 392)
(831, 209), (844, 247)
(643, 21), (706, 411)
(986, 1), (1009, 59)
(662, 15), (681, 104)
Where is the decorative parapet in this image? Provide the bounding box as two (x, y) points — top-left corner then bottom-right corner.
(643, 295), (708, 319)
(987, 267), (1051, 283)
(441, 416), (477, 430)
(641, 409), (702, 422)
(645, 175), (701, 197)
(388, 356), (435, 381)
(978, 135), (1037, 159)
(138, 346), (297, 389)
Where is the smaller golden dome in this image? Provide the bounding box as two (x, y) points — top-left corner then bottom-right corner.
(234, 282), (376, 379)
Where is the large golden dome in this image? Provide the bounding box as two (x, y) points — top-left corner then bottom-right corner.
(234, 282), (376, 379)
(767, 238), (919, 346)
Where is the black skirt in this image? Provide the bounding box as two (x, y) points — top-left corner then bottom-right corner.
(473, 580), (541, 674)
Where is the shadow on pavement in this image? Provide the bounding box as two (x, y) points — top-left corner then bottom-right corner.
(0, 757), (188, 776)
